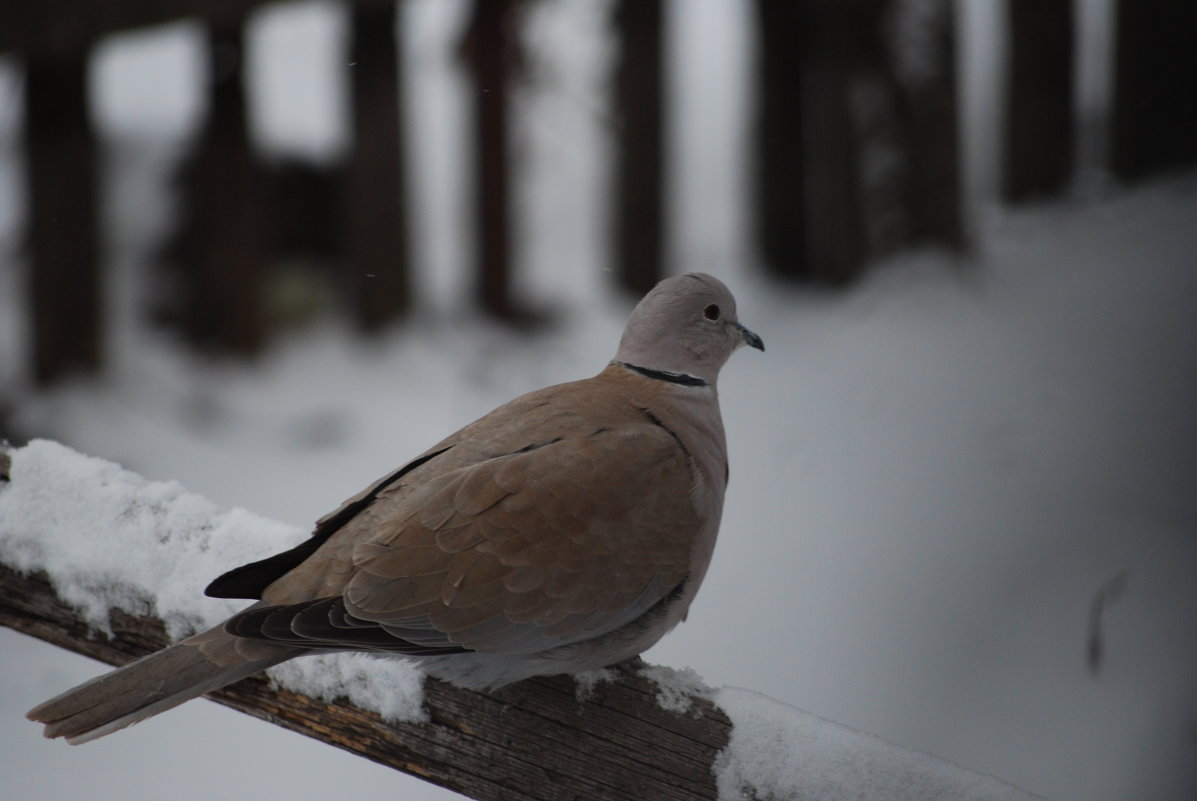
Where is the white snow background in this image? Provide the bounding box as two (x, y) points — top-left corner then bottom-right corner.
(2, 1), (1196, 800)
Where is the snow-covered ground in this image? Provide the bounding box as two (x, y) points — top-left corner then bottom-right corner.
(2, 1), (1196, 800)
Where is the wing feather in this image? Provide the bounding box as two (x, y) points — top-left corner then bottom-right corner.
(338, 422), (697, 655)
(226, 385), (704, 661)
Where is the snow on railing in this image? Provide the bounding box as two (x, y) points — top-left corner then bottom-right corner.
(0, 440), (1042, 801)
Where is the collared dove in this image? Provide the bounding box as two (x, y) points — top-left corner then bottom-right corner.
(28, 272), (763, 744)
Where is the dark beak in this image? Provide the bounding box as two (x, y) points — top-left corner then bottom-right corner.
(736, 322), (765, 352)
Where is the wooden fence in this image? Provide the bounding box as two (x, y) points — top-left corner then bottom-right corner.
(2, 0), (1194, 385)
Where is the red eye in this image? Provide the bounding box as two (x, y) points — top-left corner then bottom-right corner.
(703, 304), (721, 321)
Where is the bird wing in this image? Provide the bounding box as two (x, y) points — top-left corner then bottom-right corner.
(228, 409), (701, 657)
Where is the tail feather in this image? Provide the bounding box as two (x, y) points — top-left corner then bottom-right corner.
(28, 624), (301, 744)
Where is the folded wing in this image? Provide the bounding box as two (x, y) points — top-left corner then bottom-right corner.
(226, 421), (699, 658)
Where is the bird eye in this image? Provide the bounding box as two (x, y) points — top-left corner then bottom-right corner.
(703, 304), (721, 321)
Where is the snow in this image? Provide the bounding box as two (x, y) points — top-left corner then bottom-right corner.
(267, 652), (427, 724)
(714, 687), (1040, 801)
(639, 666), (1044, 799)
(641, 663), (708, 715)
(3, 0), (1197, 800)
(246, 1), (350, 164)
(0, 440), (428, 724)
(0, 439), (299, 638)
(90, 22), (206, 142)
(570, 667), (617, 701)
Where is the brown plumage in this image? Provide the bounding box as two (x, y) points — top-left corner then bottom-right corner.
(29, 272), (763, 743)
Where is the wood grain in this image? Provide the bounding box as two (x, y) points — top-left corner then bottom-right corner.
(0, 563), (731, 801)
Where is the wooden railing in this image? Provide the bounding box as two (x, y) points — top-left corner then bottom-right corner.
(0, 564), (733, 801)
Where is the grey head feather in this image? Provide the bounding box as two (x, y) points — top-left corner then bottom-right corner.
(612, 272), (764, 386)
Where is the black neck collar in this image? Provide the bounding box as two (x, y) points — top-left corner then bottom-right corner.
(616, 362), (708, 387)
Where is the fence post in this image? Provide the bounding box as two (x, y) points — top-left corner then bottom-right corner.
(754, 0), (868, 283)
(1003, 0), (1074, 202)
(754, 0), (964, 284)
(612, 0), (665, 296)
(753, 0), (810, 281)
(345, 0), (410, 330)
(897, 0), (965, 250)
(25, 50), (103, 385)
(181, 21), (271, 355)
(463, 0), (518, 319)
(1110, 0), (1197, 181)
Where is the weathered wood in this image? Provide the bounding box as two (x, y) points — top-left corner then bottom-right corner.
(1003, 0), (1075, 202)
(25, 50), (103, 385)
(1109, 0), (1197, 181)
(612, 0), (665, 296)
(0, 561), (731, 801)
(345, 0), (410, 330)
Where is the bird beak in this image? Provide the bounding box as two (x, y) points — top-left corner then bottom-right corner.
(736, 322), (765, 352)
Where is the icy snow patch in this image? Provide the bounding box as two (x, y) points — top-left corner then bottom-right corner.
(713, 687), (1043, 801)
(0, 439), (303, 638)
(640, 664), (712, 715)
(267, 653), (428, 724)
(571, 667), (616, 701)
(0, 439), (429, 719)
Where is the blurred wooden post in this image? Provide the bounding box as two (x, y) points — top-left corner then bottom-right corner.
(184, 22), (270, 355)
(345, 0), (410, 331)
(898, 0), (965, 250)
(754, 0), (963, 284)
(756, 0), (867, 284)
(25, 51), (103, 385)
(1110, 0), (1197, 181)
(612, 0), (664, 296)
(1003, 0), (1074, 202)
(463, 0), (517, 319)
(753, 0), (809, 280)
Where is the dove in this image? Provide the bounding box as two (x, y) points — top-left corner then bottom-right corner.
(28, 272), (764, 744)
